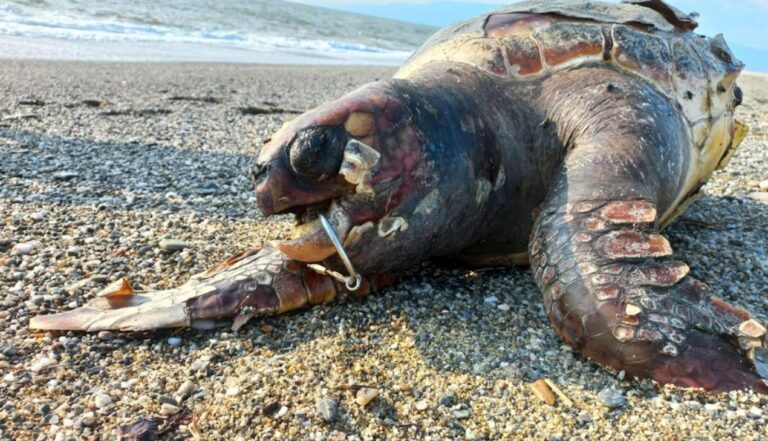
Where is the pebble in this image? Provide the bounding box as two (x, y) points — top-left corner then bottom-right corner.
(748, 406), (763, 419)
(453, 409), (471, 419)
(97, 331), (114, 340)
(176, 380), (196, 399)
(438, 394), (456, 407)
(393, 383), (412, 392)
(483, 296), (498, 304)
(93, 394), (112, 409)
(750, 192), (768, 203)
(704, 403), (721, 414)
(11, 242), (38, 256)
(159, 239), (192, 252)
(226, 386), (240, 397)
(355, 388), (379, 407)
(160, 403), (180, 416)
(415, 400), (429, 411)
(52, 171), (79, 181)
(80, 412), (97, 427)
(497, 303), (511, 312)
(759, 180), (768, 190)
(316, 397), (339, 423)
(167, 337), (182, 346)
(158, 395), (177, 406)
(597, 388), (626, 409)
(273, 405), (288, 419)
(29, 356), (56, 373)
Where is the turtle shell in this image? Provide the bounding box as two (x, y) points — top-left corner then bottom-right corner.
(395, 0), (746, 227)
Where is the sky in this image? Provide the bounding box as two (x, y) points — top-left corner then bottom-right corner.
(293, 0), (768, 72)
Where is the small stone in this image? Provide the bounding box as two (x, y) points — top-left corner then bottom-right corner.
(80, 411), (97, 427)
(749, 406), (763, 419)
(438, 394), (456, 407)
(453, 409), (471, 419)
(93, 394), (112, 409)
(167, 337), (182, 347)
(465, 429), (478, 440)
(704, 403), (720, 414)
(89, 275), (109, 284)
(316, 397), (339, 423)
(355, 387), (379, 407)
(52, 171), (79, 181)
(176, 381), (196, 399)
(191, 358), (209, 372)
(483, 296), (498, 304)
(393, 383), (412, 392)
(577, 410), (592, 424)
(759, 180), (768, 190)
(97, 331), (114, 341)
(2, 346), (17, 357)
(12, 242), (38, 256)
(226, 387), (240, 397)
(274, 406), (288, 419)
(497, 303), (511, 312)
(160, 403), (180, 416)
(159, 239), (192, 252)
(29, 356), (56, 373)
(415, 400), (429, 411)
(750, 192), (768, 204)
(597, 388), (625, 409)
(158, 395), (177, 406)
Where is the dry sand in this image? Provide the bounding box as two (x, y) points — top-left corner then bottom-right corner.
(0, 61), (767, 440)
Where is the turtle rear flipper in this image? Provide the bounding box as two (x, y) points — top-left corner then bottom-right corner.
(30, 247), (390, 332)
(532, 68), (768, 392)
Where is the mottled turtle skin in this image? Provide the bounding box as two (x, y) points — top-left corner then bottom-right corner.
(32, 1), (768, 393)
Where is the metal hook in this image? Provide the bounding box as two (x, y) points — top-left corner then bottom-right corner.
(307, 213), (362, 291)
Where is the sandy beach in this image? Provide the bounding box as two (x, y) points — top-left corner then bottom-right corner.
(0, 61), (767, 440)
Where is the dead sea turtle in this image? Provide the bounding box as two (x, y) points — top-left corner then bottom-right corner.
(31, 0), (767, 393)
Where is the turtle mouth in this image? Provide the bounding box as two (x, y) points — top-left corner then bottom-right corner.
(276, 198), (352, 262)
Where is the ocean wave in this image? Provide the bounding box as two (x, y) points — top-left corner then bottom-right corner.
(0, 0), (429, 64)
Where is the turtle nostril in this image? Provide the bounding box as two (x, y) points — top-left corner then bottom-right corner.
(733, 86), (743, 107)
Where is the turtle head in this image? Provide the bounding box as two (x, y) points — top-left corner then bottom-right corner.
(252, 81), (428, 271)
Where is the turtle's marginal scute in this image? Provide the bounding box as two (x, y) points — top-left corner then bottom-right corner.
(622, 0), (698, 31)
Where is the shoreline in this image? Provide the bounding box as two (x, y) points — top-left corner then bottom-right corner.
(0, 60), (767, 439)
(0, 36), (409, 66)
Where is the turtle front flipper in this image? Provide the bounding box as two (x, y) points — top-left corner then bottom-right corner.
(30, 247), (391, 332)
(532, 69), (766, 393)
(533, 196), (768, 393)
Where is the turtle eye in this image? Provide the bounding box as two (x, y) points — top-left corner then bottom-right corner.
(288, 125), (347, 183)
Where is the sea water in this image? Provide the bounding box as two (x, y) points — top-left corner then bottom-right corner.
(0, 0), (435, 64)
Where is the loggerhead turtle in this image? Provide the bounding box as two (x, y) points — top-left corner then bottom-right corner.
(31, 0), (767, 393)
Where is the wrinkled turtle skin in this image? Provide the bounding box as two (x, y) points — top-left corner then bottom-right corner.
(32, 0), (767, 393)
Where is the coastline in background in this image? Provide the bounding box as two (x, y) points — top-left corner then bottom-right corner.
(0, 0), (433, 64)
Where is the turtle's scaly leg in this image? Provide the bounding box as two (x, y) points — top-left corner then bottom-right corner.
(532, 68), (767, 392)
(532, 198), (768, 392)
(29, 247), (392, 332)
